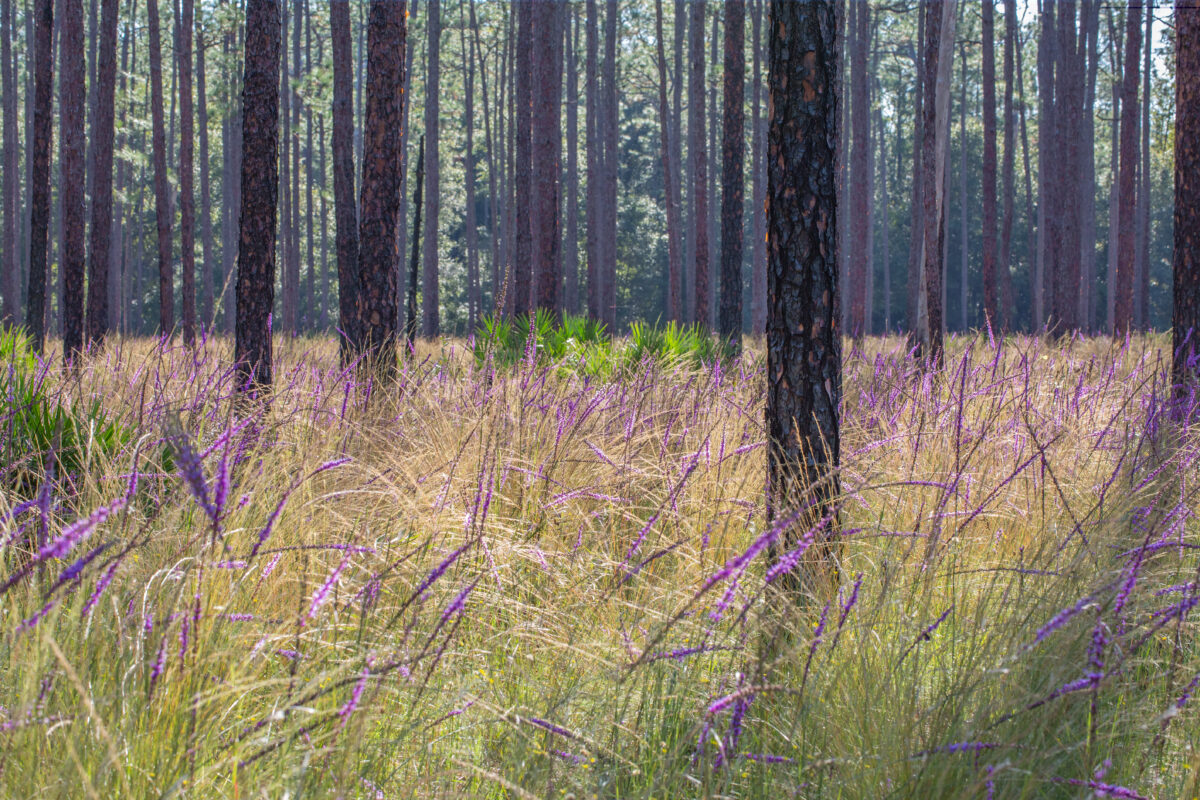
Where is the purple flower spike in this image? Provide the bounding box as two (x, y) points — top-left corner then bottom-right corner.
(306, 554), (352, 624)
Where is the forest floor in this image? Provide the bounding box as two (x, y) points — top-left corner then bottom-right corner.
(1, 332), (1198, 799)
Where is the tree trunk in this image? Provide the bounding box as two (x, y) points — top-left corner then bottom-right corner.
(997, 0), (1017, 331)
(331, 0), (358, 356)
(765, 0), (840, 590)
(690, 0), (709, 328)
(876, 82), (890, 333)
(919, 0), (954, 366)
(564, 5), (580, 316)
(1137, 0), (1151, 329)
(958, 43), (967, 332)
(421, 0), (440, 337)
(353, 0), (407, 363)
(531, 0), (563, 316)
(981, 0), (998, 330)
(514, 0), (532, 317)
(708, 8), (720, 328)
(1175, 0), (1200, 392)
(655, 0), (681, 324)
(235, 0), (281, 389)
(178, 0), (196, 345)
(719, 0), (744, 348)
(85, 0), (118, 345)
(1079, 0), (1099, 330)
(585, 0), (599, 321)
(290, 0), (301, 329)
(407, 136), (424, 346)
(147, 0), (173, 337)
(906, 4), (924, 339)
(0, 0), (18, 326)
(197, 6), (215, 330)
(750, 0), (765, 335)
(847, 0), (868, 336)
(602, 0), (618, 328)
(1114, 0), (1140, 336)
(59, 0), (85, 357)
(470, 0), (500, 316)
(461, 19), (479, 329)
(675, 0), (689, 322)
(1106, 5), (1121, 334)
(279, 0), (293, 332)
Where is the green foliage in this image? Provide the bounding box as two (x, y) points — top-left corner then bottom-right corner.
(473, 311), (734, 377)
(0, 329), (133, 502)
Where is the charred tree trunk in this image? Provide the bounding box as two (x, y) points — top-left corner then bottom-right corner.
(1114, 0), (1140, 336)
(514, 0), (532, 317)
(1, 0), (18, 326)
(564, 5), (580, 316)
(331, 0), (358, 356)
(197, 7), (215, 330)
(719, 0), (744, 349)
(60, 0), (85, 357)
(906, 5), (924, 339)
(655, 0), (682, 323)
(531, 0), (563, 316)
(847, 0), (868, 337)
(765, 0), (840, 591)
(422, 0), (440, 337)
(981, 0), (998, 330)
(234, 0), (281, 388)
(919, 0), (954, 366)
(690, 0), (709, 328)
(85, 0), (118, 345)
(1136, 0), (1151, 329)
(407, 136), (424, 346)
(1175, 1), (1200, 392)
(750, 0), (765, 335)
(353, 0), (407, 364)
(178, 0), (196, 345)
(148, 0), (174, 337)
(601, 0), (618, 328)
(585, 0), (600, 321)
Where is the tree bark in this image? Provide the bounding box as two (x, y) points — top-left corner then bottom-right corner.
(981, 0), (998, 330)
(564, 5), (580, 316)
(1136, 0), (1151, 329)
(919, 0), (954, 366)
(906, 4), (924, 339)
(461, 18), (480, 329)
(514, 0), (532, 317)
(235, 0), (281, 389)
(997, 0), (1017, 331)
(1079, 0), (1099, 330)
(197, 6), (215, 330)
(1114, 0), (1140, 336)
(331, 0), (358, 356)
(407, 136), (424, 346)
(655, 0), (682, 324)
(1175, 0), (1200, 392)
(0, 0), (18, 326)
(353, 0), (407, 364)
(421, 0), (440, 336)
(847, 0), (868, 337)
(719, 0), (744, 348)
(690, 0), (709, 328)
(532, 0), (563, 316)
(765, 0), (840, 590)
(179, 0), (196, 344)
(750, 0), (765, 335)
(147, 0), (174, 337)
(602, 0), (618, 328)
(585, 0), (600, 321)
(60, 0), (85, 357)
(84, 0), (118, 345)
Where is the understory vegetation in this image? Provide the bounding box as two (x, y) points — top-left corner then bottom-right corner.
(1, 330), (1198, 798)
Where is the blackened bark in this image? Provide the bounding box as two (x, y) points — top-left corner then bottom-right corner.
(719, 0), (744, 348)
(85, 0), (118, 345)
(920, 0), (953, 366)
(848, 0), (868, 336)
(331, 0), (358, 356)
(766, 0), (840, 589)
(148, 0), (174, 336)
(981, 0), (998, 330)
(750, 0), (765, 335)
(1137, 0), (1151, 329)
(1175, 1), (1200, 392)
(407, 136), (424, 346)
(279, 1), (293, 331)
(564, 5), (580, 316)
(422, 0), (440, 336)
(235, 0), (280, 388)
(353, 0), (406, 364)
(0, 0), (17, 326)
(998, 0), (1017, 330)
(514, 0), (532, 316)
(60, 0), (85, 357)
(179, 0), (196, 345)
(531, 0), (562, 316)
(197, 7), (215, 329)
(690, 0), (709, 328)
(585, 0), (600, 321)
(601, 0), (617, 328)
(655, 0), (682, 323)
(1115, 0), (1140, 336)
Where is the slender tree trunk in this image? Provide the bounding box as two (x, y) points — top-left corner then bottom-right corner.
(0, 0), (17, 325)
(147, 0), (174, 337)
(513, 0), (532, 317)
(319, 112), (329, 328)
(848, 0), (868, 336)
(84, 0), (118, 345)
(655, 0), (681, 324)
(765, 0), (840, 590)
(750, 0), (765, 335)
(1137, 0), (1151, 329)
(279, 0), (294, 331)
(1175, 0), (1200, 392)
(919, 0), (954, 366)
(1106, 5), (1121, 334)
(719, 0), (744, 349)
(353, 0), (407, 363)
(1034, 2), (1054, 331)
(531, 0), (563, 316)
(564, 5), (580, 316)
(421, 0), (440, 336)
(407, 137), (424, 345)
(470, 0), (499, 317)
(331, 0), (358, 355)
(585, 0), (599, 320)
(906, 5), (924, 339)
(1079, 0), (1099, 330)
(708, 8), (719, 328)
(235, 0), (281, 389)
(997, 0), (1017, 331)
(58, 0), (85, 357)
(291, 0), (301, 329)
(394, 0), (416, 330)
(1114, 0), (1140, 336)
(460, 20), (479, 329)
(981, 0), (998, 330)
(876, 83), (890, 334)
(690, 0), (709, 328)
(602, 0), (618, 328)
(197, 7), (215, 330)
(958, 43), (967, 332)
(675, 0), (688, 322)
(178, 0), (196, 344)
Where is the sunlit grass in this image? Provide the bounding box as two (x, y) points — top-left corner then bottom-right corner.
(1, 330), (1197, 798)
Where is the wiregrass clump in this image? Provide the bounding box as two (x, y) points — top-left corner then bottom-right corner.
(0, 330), (1198, 798)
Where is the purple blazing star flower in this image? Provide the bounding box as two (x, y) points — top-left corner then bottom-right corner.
(306, 554), (352, 624)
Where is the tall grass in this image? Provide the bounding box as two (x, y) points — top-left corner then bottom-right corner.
(0, 330), (1197, 798)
